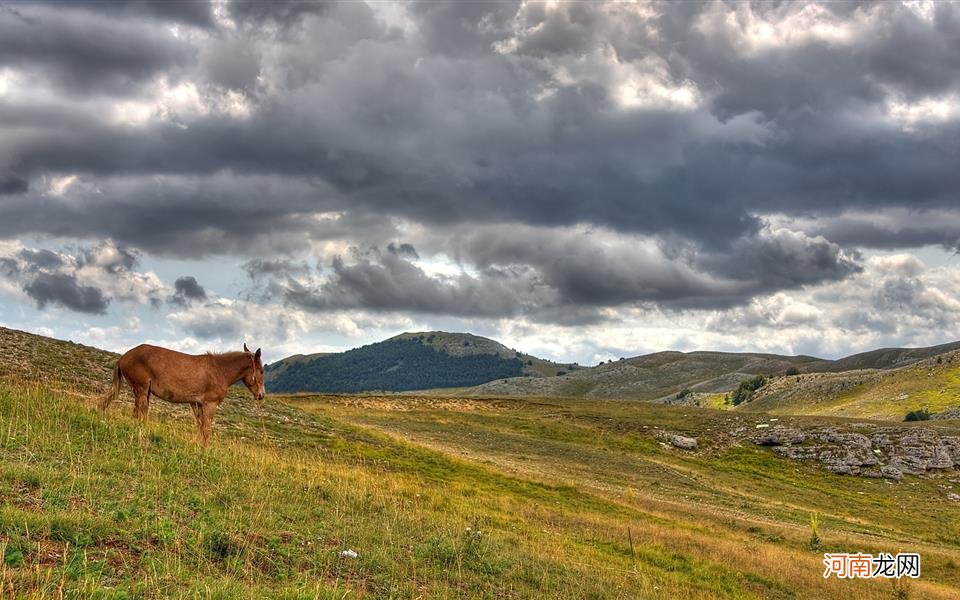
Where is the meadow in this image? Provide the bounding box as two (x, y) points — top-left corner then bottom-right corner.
(1, 328), (959, 598)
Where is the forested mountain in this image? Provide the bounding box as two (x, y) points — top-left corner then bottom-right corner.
(265, 335), (529, 393)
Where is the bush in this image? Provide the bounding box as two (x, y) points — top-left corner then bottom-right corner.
(675, 388), (692, 401)
(731, 375), (767, 406)
(785, 366), (800, 376)
(904, 408), (931, 422)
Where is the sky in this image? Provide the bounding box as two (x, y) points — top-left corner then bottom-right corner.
(2, 0), (960, 366)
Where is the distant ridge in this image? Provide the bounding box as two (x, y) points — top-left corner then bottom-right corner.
(265, 330), (960, 399)
(817, 341), (960, 373)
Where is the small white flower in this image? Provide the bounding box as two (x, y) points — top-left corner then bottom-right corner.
(340, 549), (359, 559)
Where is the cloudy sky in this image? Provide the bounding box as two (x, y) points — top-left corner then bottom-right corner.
(2, 0), (960, 365)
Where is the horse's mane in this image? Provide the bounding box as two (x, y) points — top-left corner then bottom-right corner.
(205, 351), (249, 358)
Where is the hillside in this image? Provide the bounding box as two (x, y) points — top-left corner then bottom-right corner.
(463, 350), (822, 401)
(456, 340), (960, 406)
(265, 331), (580, 393)
(265, 330), (960, 399)
(3, 326), (960, 598)
(741, 348), (960, 421)
(817, 341), (960, 373)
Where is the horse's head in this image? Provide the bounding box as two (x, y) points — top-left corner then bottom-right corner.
(242, 343), (265, 401)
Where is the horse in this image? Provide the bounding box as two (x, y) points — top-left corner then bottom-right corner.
(99, 343), (265, 444)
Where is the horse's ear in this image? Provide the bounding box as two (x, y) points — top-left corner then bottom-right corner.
(244, 343), (250, 353)
(255, 348), (261, 360)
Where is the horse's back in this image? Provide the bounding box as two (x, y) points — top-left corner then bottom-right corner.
(119, 344), (204, 379)
(118, 344), (213, 401)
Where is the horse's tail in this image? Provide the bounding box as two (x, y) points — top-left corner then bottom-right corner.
(99, 363), (122, 411)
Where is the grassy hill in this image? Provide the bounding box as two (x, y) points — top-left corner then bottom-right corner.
(741, 349), (960, 421)
(817, 341), (960, 373)
(463, 350), (822, 401)
(4, 326), (960, 597)
(455, 340), (960, 408)
(264, 331), (580, 394)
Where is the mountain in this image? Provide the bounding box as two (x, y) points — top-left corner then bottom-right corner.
(264, 331), (581, 393)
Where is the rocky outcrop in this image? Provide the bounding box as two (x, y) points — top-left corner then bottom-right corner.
(655, 430), (699, 451)
(932, 407), (960, 420)
(754, 428), (806, 446)
(751, 424), (960, 480)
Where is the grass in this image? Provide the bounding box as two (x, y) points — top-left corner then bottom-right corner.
(744, 353), (960, 420)
(2, 326), (960, 598)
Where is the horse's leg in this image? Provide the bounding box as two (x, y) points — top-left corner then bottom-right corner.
(131, 384), (148, 421)
(143, 383), (152, 418)
(190, 403), (204, 442)
(200, 402), (219, 446)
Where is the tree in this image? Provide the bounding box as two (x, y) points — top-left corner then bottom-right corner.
(731, 375), (766, 406)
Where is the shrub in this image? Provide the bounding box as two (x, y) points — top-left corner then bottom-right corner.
(731, 375), (767, 406)
(904, 408), (931, 422)
(675, 388), (692, 401)
(785, 366), (800, 376)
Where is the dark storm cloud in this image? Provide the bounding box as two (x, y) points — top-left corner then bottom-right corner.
(4, 2), (958, 244)
(18, 248), (63, 270)
(228, 0), (328, 27)
(691, 228), (863, 294)
(22, 1), (215, 28)
(0, 241), (165, 314)
(0, 3), (195, 95)
(436, 224), (860, 311)
(2, 1), (960, 321)
(775, 211), (960, 251)
(242, 258), (311, 280)
(0, 173), (27, 194)
(386, 243), (419, 259)
(0, 176), (397, 257)
(268, 223), (860, 319)
(23, 272), (109, 314)
(169, 275), (207, 307)
(281, 247), (533, 318)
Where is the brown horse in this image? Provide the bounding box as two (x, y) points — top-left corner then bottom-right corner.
(100, 343), (265, 444)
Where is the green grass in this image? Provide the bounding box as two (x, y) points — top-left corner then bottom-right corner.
(745, 353), (960, 420)
(2, 326), (960, 598)
(0, 382), (960, 598)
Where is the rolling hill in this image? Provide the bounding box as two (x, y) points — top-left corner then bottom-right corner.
(264, 331), (581, 393)
(459, 342), (960, 403)
(3, 325), (960, 598)
(266, 330), (960, 408)
(463, 350), (822, 401)
(740, 348), (960, 420)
